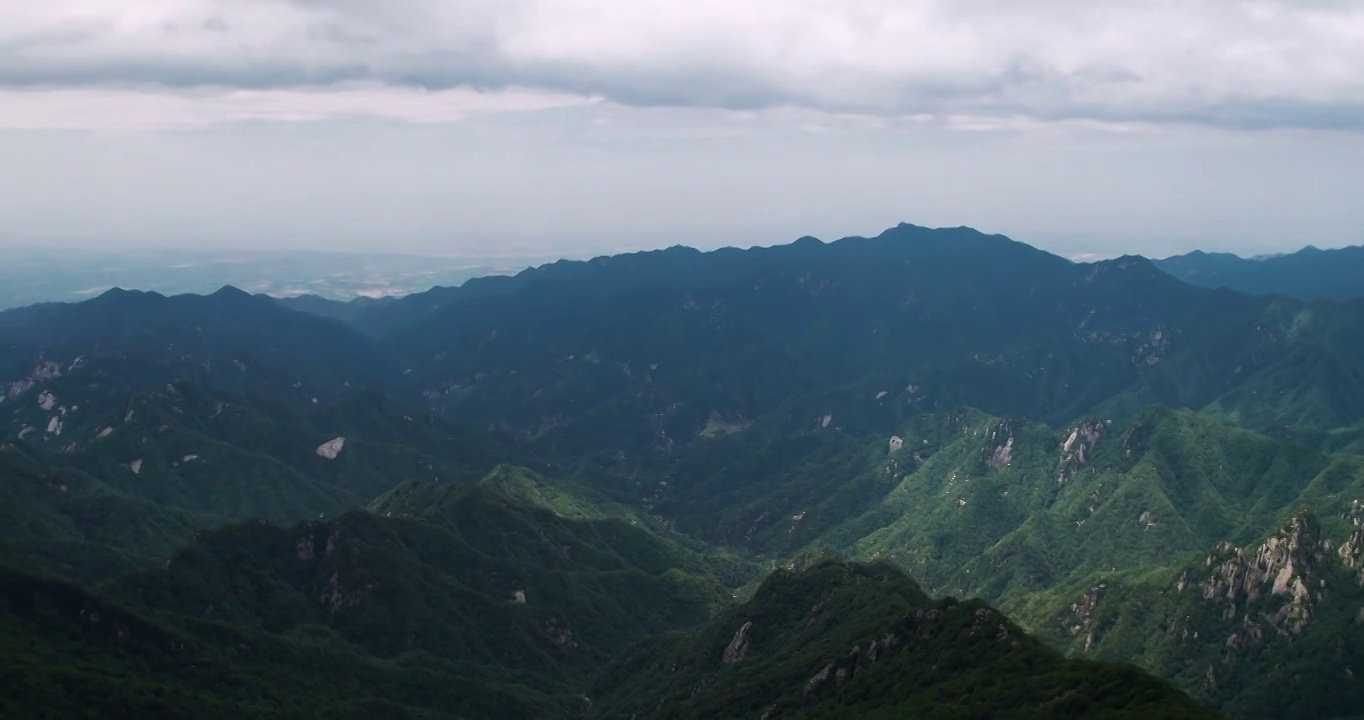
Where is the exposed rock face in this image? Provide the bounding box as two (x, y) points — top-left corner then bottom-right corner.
(1057, 419), (1103, 484)
(1199, 515), (1324, 636)
(129, 459), (143, 475)
(722, 621), (753, 665)
(1170, 512), (1347, 693)
(512, 589), (527, 604)
(294, 536), (315, 561)
(1067, 582), (1108, 645)
(699, 413), (752, 439)
(804, 663), (834, 694)
(544, 617), (578, 649)
(319, 571), (375, 614)
(2, 361), (62, 403)
(1337, 500), (1364, 585)
(985, 422), (1015, 470)
(802, 604), (1018, 700)
(1340, 529), (1364, 584)
(316, 437), (345, 459)
(888, 436), (904, 454)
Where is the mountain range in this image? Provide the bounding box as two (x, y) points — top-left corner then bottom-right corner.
(4, 223), (1363, 718)
(1156, 244), (1364, 300)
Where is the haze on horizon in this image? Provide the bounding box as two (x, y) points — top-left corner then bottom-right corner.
(2, 1), (1363, 260)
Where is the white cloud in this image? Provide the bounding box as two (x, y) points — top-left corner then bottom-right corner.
(2, 1), (1363, 129)
(0, 84), (598, 129)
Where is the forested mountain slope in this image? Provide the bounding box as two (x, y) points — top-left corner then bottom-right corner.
(338, 225), (1364, 457)
(594, 560), (1219, 719)
(3, 223), (1362, 718)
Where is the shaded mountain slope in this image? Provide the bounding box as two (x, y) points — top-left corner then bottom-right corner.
(1, 286), (402, 441)
(104, 466), (745, 690)
(0, 442), (211, 583)
(273, 292), (395, 324)
(0, 557), (573, 719)
(342, 225), (1364, 462)
(593, 559), (1218, 719)
(2, 380), (535, 584)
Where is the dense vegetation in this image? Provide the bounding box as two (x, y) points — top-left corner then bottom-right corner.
(594, 560), (1219, 719)
(4, 223), (1363, 717)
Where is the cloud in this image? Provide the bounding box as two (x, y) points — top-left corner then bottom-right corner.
(2, 0), (1363, 130)
(0, 84), (599, 129)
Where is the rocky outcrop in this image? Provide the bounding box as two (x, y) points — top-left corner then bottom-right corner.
(319, 571), (375, 614)
(1161, 512), (1352, 694)
(316, 437), (345, 459)
(722, 621), (753, 665)
(1057, 420), (1103, 484)
(1197, 514), (1326, 637)
(1337, 500), (1364, 586)
(2, 361), (63, 403)
(699, 412), (752, 439)
(982, 420), (1017, 470)
(294, 536), (315, 561)
(803, 663), (834, 695)
(544, 617), (578, 649)
(802, 604), (1017, 700)
(1066, 582), (1108, 649)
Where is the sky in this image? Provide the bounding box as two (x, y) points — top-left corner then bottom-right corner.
(2, 1), (1364, 260)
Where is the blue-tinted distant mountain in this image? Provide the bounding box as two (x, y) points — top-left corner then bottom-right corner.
(0, 247), (556, 310)
(0, 285), (398, 398)
(1155, 245), (1364, 300)
(272, 292), (396, 323)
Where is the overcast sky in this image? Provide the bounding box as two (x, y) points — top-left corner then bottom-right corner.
(2, 1), (1363, 259)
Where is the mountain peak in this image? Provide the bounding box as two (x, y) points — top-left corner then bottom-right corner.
(90, 286), (162, 306)
(95, 286), (143, 300)
(210, 285), (252, 299)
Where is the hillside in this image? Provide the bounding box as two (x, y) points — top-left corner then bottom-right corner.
(1, 380), (533, 584)
(2, 465), (754, 717)
(0, 286), (397, 395)
(0, 556), (577, 718)
(103, 467), (744, 688)
(3, 223), (1364, 717)
(1156, 245), (1364, 300)
(340, 225), (1364, 456)
(1030, 510), (1364, 720)
(593, 559), (1218, 719)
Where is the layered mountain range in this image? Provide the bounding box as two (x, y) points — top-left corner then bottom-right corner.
(4, 224), (1363, 718)
(1156, 245), (1364, 300)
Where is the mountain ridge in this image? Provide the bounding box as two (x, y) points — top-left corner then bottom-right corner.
(1156, 244), (1364, 300)
(4, 222), (1364, 718)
